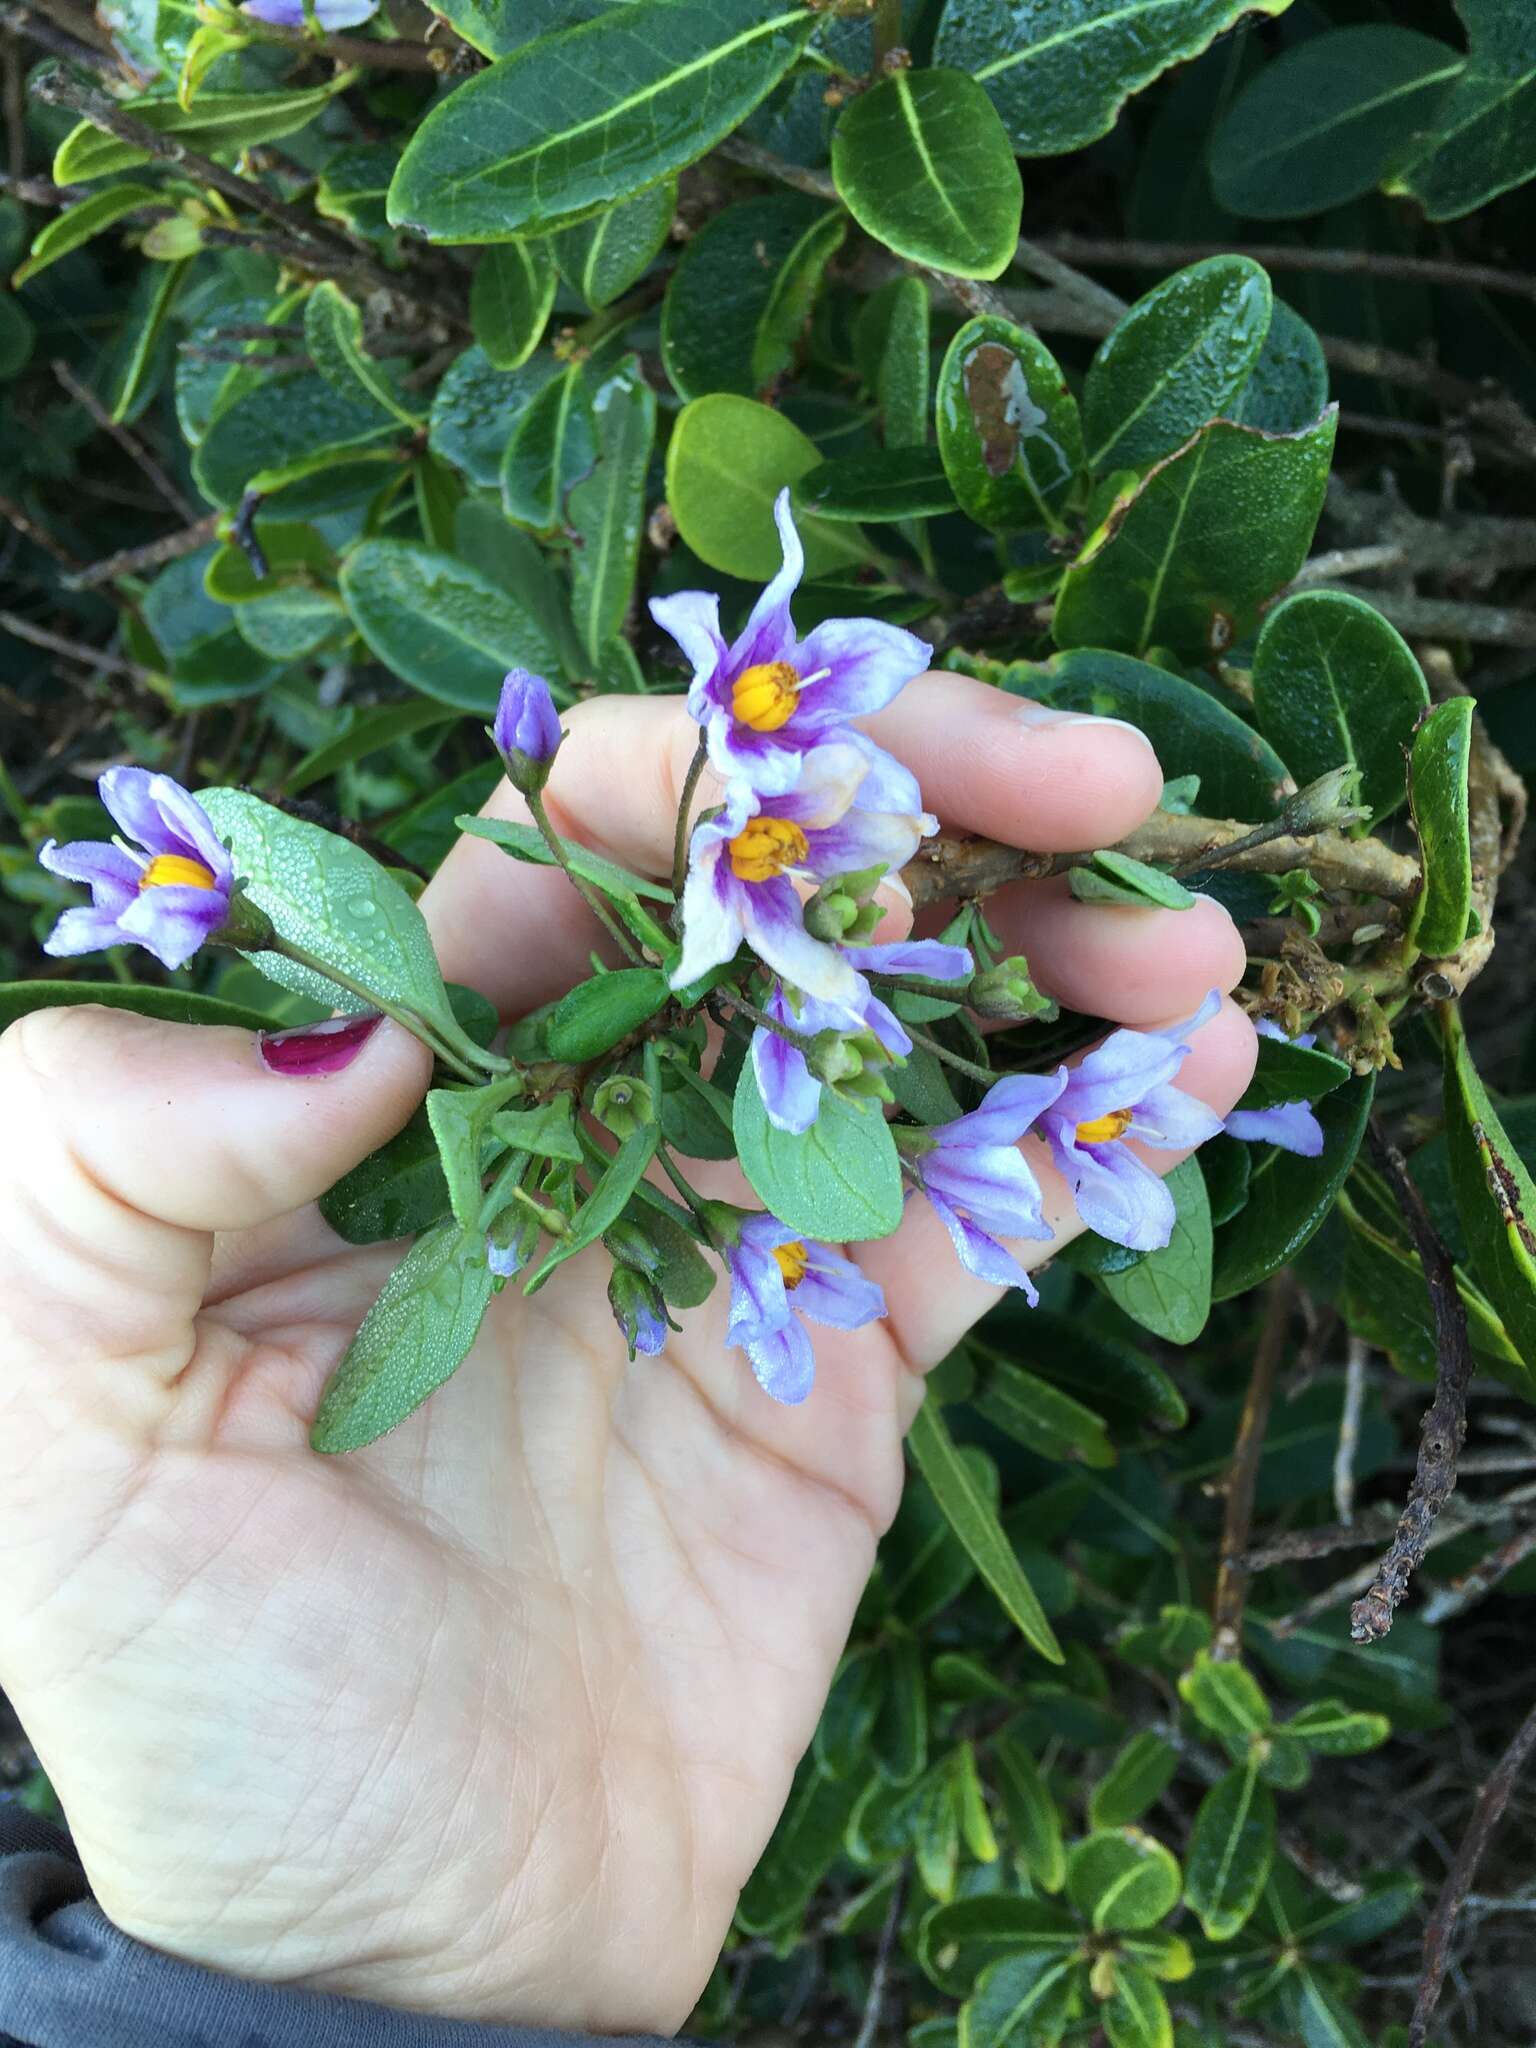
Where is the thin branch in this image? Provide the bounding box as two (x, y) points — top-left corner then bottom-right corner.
(1211, 1273), (1295, 1659)
(1422, 1521), (1536, 1626)
(1334, 1336), (1368, 1526)
(64, 512), (221, 590)
(1032, 232), (1536, 313)
(0, 0), (114, 70)
(851, 1864), (908, 2048)
(0, 491), (83, 570)
(0, 609), (156, 683)
(1350, 1124), (1476, 1643)
(240, 18), (449, 72)
(1409, 1696), (1536, 2048)
(51, 358), (201, 523)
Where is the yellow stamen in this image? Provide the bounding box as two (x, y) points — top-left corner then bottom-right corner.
(732, 660), (800, 732)
(1075, 1107), (1135, 1145)
(728, 817), (808, 882)
(139, 853), (217, 893)
(773, 1241), (809, 1289)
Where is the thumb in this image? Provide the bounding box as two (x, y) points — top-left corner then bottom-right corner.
(0, 1003), (430, 1389)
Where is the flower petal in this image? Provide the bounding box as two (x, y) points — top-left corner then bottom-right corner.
(794, 1244), (886, 1330)
(733, 489), (804, 670)
(1049, 1127), (1175, 1251)
(925, 1189), (1039, 1300)
(793, 614), (931, 719)
(844, 939), (973, 983)
(650, 587), (728, 707)
(670, 839), (744, 990)
(752, 1023), (823, 1135)
(1224, 1102), (1325, 1156)
(773, 742), (871, 831)
(936, 1069), (1067, 1150)
(96, 766), (173, 853)
(116, 887), (226, 970)
(841, 734), (925, 816)
(923, 1143), (1053, 1244)
(41, 905), (132, 958)
(155, 777), (232, 881)
(744, 1316), (817, 1404)
(1127, 1082), (1224, 1152)
(803, 804), (934, 880)
(1055, 1029), (1187, 1126)
(742, 877), (864, 1008)
(37, 837), (141, 898)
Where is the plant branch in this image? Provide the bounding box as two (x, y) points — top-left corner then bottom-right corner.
(0, 609), (156, 684)
(1349, 1122), (1476, 1643)
(525, 788), (646, 965)
(672, 735), (708, 900)
(240, 18), (449, 72)
(1211, 1272), (1294, 1660)
(0, 491), (83, 571)
(63, 513), (223, 589)
(1422, 1521), (1536, 1625)
(1409, 1695), (1536, 2048)
(51, 357), (201, 523)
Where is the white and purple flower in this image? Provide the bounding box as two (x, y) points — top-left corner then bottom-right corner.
(752, 938), (974, 1134)
(242, 0), (380, 29)
(723, 1211), (886, 1403)
(903, 1073), (1067, 1300)
(651, 490), (930, 805)
(39, 768), (234, 972)
(1037, 994), (1226, 1252)
(1222, 1019), (1325, 1157)
(671, 743), (934, 1004)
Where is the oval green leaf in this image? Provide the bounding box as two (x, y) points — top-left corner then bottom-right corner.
(554, 177), (676, 309)
(1182, 1761), (1275, 1941)
(936, 315), (1084, 534)
(1407, 696), (1475, 957)
(666, 393), (868, 580)
(471, 240), (558, 372)
(732, 1055), (904, 1242)
(1066, 1827), (1182, 1933)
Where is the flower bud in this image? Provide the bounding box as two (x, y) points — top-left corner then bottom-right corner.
(608, 1265), (669, 1358)
(490, 668), (563, 794)
(591, 1072), (655, 1140)
(967, 956), (1057, 1023)
(486, 1208), (541, 1286)
(806, 1029), (868, 1085)
(1280, 765), (1369, 836)
(802, 863), (887, 942)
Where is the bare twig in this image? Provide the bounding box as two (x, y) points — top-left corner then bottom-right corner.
(1212, 1273), (1295, 1660)
(0, 491), (83, 570)
(1409, 1696), (1536, 2048)
(1334, 1337), (1368, 1526)
(51, 358), (201, 523)
(240, 18), (449, 72)
(64, 512), (221, 589)
(1423, 1522), (1536, 1625)
(851, 1864), (908, 2048)
(1350, 1125), (1476, 1643)
(0, 0), (113, 70)
(0, 609), (156, 683)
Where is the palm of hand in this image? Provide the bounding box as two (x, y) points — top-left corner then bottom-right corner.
(0, 679), (1255, 2034)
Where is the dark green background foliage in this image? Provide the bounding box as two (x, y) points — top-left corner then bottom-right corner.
(3, 0), (1536, 2041)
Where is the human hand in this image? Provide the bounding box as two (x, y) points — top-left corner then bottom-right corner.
(0, 674), (1255, 2033)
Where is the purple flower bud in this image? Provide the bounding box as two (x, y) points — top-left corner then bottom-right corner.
(491, 669), (563, 793)
(242, 0), (381, 29)
(608, 1266), (669, 1359)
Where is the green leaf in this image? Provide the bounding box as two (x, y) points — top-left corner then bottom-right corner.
(388, 0), (816, 243)
(1054, 411), (1338, 663)
(815, 1644), (884, 1779)
(554, 177), (676, 308)
(0, 978), (273, 1035)
(305, 280), (423, 427)
(1103, 1962), (1173, 2048)
(470, 241), (558, 372)
(1236, 1036), (1351, 1113)
(1212, 1074), (1375, 1299)
(959, 1952), (1078, 2048)
(311, 1221), (496, 1453)
(316, 142), (398, 239)
(880, 1453), (992, 1627)
(1116, 1604), (1212, 1673)
(525, 1120), (661, 1293)
(13, 183), (157, 286)
(736, 1754), (862, 1935)
(192, 372), (400, 509)
(1283, 1700), (1390, 1756)
(1393, 0), (1536, 221)
(1098, 1157), (1212, 1344)
(1083, 257), (1272, 473)
(498, 360), (596, 530)
(236, 588), (347, 662)
(544, 967), (671, 1062)
(936, 0), (1289, 157)
(1229, 298), (1330, 435)
(667, 393), (868, 581)
(491, 1099), (584, 1164)
(568, 357), (656, 662)
(1178, 1651), (1271, 1741)
(1287, 1967), (1373, 2048)
(428, 346), (559, 491)
(732, 1056), (904, 1242)
(906, 1400), (1063, 1663)
(339, 540), (561, 715)
(972, 1356), (1116, 1469)
(870, 1629), (929, 1784)
(1066, 1828), (1182, 1933)
(1089, 1733), (1179, 1829)
(1441, 1001), (1536, 1366)
(426, 1075), (524, 1231)
(1210, 26), (1462, 220)
(110, 255), (189, 425)
(284, 702), (458, 797)
(0, 292), (33, 381)
(1407, 697), (1475, 957)
(992, 1734), (1066, 1893)
(1182, 1761), (1275, 1941)
(197, 787), (476, 1063)
(831, 68), (1022, 282)
(1002, 650), (1289, 818)
(661, 194), (845, 400)
(854, 275), (930, 449)
(54, 82), (346, 182)
(1068, 849), (1197, 911)
(936, 316), (1085, 534)
(794, 445), (956, 523)
(318, 1109), (453, 1246)
(1252, 591), (1427, 825)
(1010, 1310), (1188, 1431)
(954, 1742), (999, 1864)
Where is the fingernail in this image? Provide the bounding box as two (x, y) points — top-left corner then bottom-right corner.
(258, 1012), (382, 1077)
(1016, 702), (1156, 747)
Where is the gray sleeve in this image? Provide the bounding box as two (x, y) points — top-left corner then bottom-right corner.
(0, 1803), (682, 2048)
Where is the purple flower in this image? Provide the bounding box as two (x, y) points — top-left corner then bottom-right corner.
(1222, 1019), (1325, 1157)
(724, 1212), (886, 1403)
(39, 768), (233, 972)
(492, 668), (563, 792)
(672, 743), (934, 1004)
(752, 938), (974, 1134)
(651, 489), (930, 805)
(1038, 994), (1225, 1252)
(608, 1266), (668, 1358)
(906, 1073), (1067, 1301)
(242, 0), (380, 28)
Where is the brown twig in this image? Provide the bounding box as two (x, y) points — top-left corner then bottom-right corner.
(50, 358), (201, 523)
(240, 18), (448, 72)
(1210, 1274), (1295, 1659)
(1409, 1696), (1536, 2048)
(0, 0), (113, 70)
(1032, 232), (1536, 313)
(1334, 1336), (1368, 1526)
(850, 1863), (908, 2048)
(0, 491), (83, 570)
(0, 609), (156, 683)
(64, 512), (221, 589)
(1350, 1124), (1476, 1643)
(1422, 1522), (1536, 1625)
